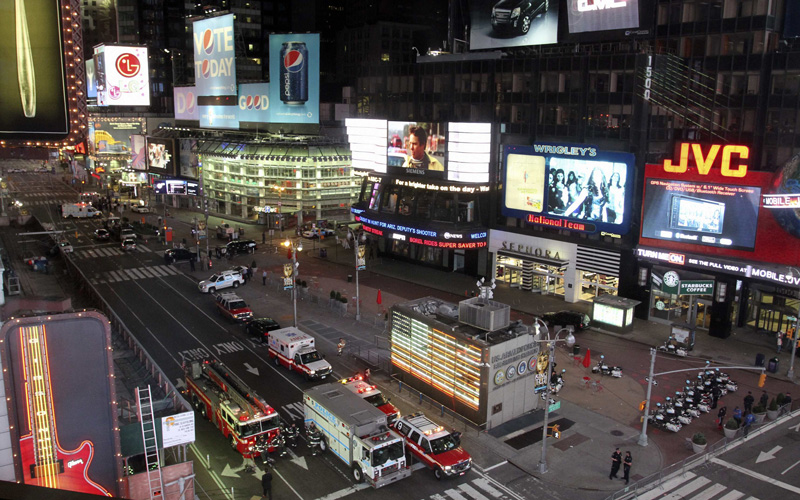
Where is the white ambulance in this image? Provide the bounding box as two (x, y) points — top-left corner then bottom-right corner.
(268, 327), (332, 380)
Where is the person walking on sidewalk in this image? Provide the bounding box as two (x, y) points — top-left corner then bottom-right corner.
(262, 270), (267, 286)
(743, 411), (756, 437)
(609, 448), (621, 480)
(716, 406), (727, 430)
(337, 338), (346, 356)
(744, 391), (755, 413)
(777, 332), (783, 353)
(733, 406), (742, 426)
(622, 451), (632, 485)
(759, 390), (769, 410)
(261, 465), (273, 500)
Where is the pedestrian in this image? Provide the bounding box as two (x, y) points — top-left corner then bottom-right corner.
(364, 368), (371, 384)
(189, 258), (195, 272)
(733, 406), (742, 426)
(262, 270), (267, 286)
(261, 464), (273, 500)
(759, 390), (769, 409)
(785, 392), (792, 407)
(716, 406), (727, 430)
(262, 231), (266, 244)
(622, 451), (632, 485)
(777, 332), (783, 353)
(337, 338), (346, 356)
(711, 385), (720, 409)
(744, 391), (754, 413)
(743, 411), (756, 437)
(609, 447), (621, 480)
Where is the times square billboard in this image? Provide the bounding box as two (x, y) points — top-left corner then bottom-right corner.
(93, 45), (150, 106)
(501, 143), (635, 235)
(0, 0), (72, 141)
(268, 34), (320, 124)
(192, 14), (236, 97)
(469, 0), (653, 50)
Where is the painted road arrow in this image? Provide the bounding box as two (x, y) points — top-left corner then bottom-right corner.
(790, 422), (800, 432)
(220, 463), (241, 478)
(244, 362), (259, 376)
(756, 445), (783, 463)
(290, 456), (308, 470)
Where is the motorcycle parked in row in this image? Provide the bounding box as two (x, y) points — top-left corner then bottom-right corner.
(648, 403), (682, 432)
(592, 355), (623, 378)
(657, 339), (688, 357)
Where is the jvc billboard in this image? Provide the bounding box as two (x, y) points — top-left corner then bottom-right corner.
(268, 34), (320, 124)
(193, 14), (236, 97)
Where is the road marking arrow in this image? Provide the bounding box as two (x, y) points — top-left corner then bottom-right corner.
(244, 362), (259, 376)
(756, 445), (783, 463)
(290, 456), (308, 470)
(220, 463), (241, 478)
(790, 422), (800, 432)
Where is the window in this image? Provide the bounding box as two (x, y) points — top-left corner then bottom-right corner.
(409, 430), (422, 445)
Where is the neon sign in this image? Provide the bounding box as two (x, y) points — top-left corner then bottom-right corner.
(762, 194), (800, 208)
(663, 143), (749, 177)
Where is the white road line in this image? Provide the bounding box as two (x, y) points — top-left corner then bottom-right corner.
(138, 267), (157, 278)
(781, 459), (800, 475)
(690, 483), (726, 500)
(712, 457), (800, 495)
(717, 491), (745, 500)
(635, 472), (697, 500)
(663, 477), (711, 500)
(313, 483), (369, 500)
(161, 265), (179, 275)
(149, 266), (169, 277)
(124, 269), (139, 280)
(458, 483), (490, 500)
(481, 461), (507, 473)
(108, 270), (125, 282)
(443, 488), (468, 500)
(471, 478), (504, 498)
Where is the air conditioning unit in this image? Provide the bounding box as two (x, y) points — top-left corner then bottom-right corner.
(458, 297), (510, 331)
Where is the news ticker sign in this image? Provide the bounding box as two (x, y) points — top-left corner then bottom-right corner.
(636, 247), (800, 287)
(762, 194), (800, 208)
(357, 215), (488, 250)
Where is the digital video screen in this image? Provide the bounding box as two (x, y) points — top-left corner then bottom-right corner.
(145, 137), (176, 176)
(641, 179), (761, 251)
(469, 0), (559, 50)
(567, 0), (640, 34)
(387, 121), (447, 179)
(153, 178), (198, 196)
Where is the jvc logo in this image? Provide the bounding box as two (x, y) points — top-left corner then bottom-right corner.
(577, 0), (627, 12)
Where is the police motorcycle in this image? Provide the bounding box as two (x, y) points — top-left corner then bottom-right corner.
(592, 355), (623, 378)
(657, 338), (688, 357)
(648, 403), (682, 432)
(550, 369), (566, 394)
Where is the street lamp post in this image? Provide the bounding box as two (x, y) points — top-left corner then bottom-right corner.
(282, 238), (303, 327)
(348, 228), (367, 321)
(788, 313), (798, 379)
(533, 320), (575, 474)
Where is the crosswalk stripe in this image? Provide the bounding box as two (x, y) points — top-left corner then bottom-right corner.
(129, 268), (147, 279)
(160, 265), (179, 276)
(636, 473), (697, 500)
(123, 269), (139, 280)
(431, 495), (447, 500)
(137, 267), (157, 278)
(149, 266), (169, 277)
(690, 483), (727, 500)
(108, 270), (125, 282)
(443, 488), (468, 500)
(470, 478), (504, 499)
(458, 483), (490, 500)
(717, 491), (745, 500)
(663, 477), (711, 500)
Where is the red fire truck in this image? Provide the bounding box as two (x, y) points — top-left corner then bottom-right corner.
(339, 375), (400, 425)
(185, 359), (281, 458)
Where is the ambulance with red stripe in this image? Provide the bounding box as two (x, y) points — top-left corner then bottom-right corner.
(339, 375), (400, 424)
(268, 326), (332, 380)
(392, 412), (472, 480)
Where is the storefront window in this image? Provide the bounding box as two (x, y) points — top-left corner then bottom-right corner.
(495, 255), (565, 296)
(432, 193), (456, 222)
(579, 272), (619, 301)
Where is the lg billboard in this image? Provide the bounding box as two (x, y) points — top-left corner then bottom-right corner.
(268, 33), (320, 124)
(94, 45), (150, 106)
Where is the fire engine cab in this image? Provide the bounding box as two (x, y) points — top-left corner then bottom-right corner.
(185, 359), (280, 458)
(339, 375), (400, 424)
(268, 326), (332, 380)
(392, 412), (472, 479)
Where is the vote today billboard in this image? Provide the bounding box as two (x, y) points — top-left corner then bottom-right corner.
(193, 14), (236, 97)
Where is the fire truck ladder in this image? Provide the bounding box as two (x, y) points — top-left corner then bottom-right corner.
(137, 386), (164, 499)
(206, 360), (270, 416)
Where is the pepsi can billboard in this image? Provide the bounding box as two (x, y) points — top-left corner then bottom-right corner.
(238, 83), (271, 123)
(193, 14), (236, 97)
(269, 34), (319, 124)
(174, 86), (198, 121)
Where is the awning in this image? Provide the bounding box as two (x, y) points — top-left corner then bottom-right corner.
(497, 250), (569, 271)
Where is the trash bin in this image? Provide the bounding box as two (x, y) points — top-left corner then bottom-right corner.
(768, 357), (779, 373)
(347, 274), (353, 282)
(573, 344), (581, 356)
(755, 353), (766, 367)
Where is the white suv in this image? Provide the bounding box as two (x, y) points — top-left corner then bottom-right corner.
(198, 270), (245, 293)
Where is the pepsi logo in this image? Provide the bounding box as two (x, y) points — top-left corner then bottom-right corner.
(283, 50), (305, 72)
(186, 92), (195, 112)
(201, 59), (211, 79)
(202, 29), (214, 54)
(238, 94), (269, 111)
(246, 95), (253, 109)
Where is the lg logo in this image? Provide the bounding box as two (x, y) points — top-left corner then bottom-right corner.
(115, 53), (140, 78)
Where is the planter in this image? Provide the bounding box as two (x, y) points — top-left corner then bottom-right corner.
(723, 426), (739, 439)
(692, 442), (707, 454)
(753, 412), (767, 424)
(767, 409), (779, 420)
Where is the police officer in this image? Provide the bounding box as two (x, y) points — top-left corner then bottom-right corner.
(307, 422), (323, 455)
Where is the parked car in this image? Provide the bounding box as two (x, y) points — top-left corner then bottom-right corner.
(301, 227), (335, 239)
(225, 239), (257, 256)
(541, 310), (591, 330)
(491, 0), (549, 35)
(214, 292), (253, 322)
(198, 269), (244, 293)
(120, 228), (137, 240)
(164, 248), (197, 264)
(131, 204), (150, 213)
(245, 317), (281, 342)
(58, 239), (73, 254)
(121, 238), (137, 251)
(94, 228), (110, 241)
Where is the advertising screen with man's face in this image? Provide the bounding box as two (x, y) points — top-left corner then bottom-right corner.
(640, 178), (761, 251)
(145, 137), (176, 176)
(386, 121), (447, 179)
(502, 144), (635, 235)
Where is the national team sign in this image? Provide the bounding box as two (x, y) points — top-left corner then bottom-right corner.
(268, 33), (320, 124)
(173, 86), (198, 121)
(238, 83), (271, 123)
(193, 14), (236, 97)
(94, 45), (150, 106)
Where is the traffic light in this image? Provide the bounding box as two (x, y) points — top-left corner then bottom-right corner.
(548, 424), (561, 439)
(758, 373), (767, 388)
(639, 400), (647, 411)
